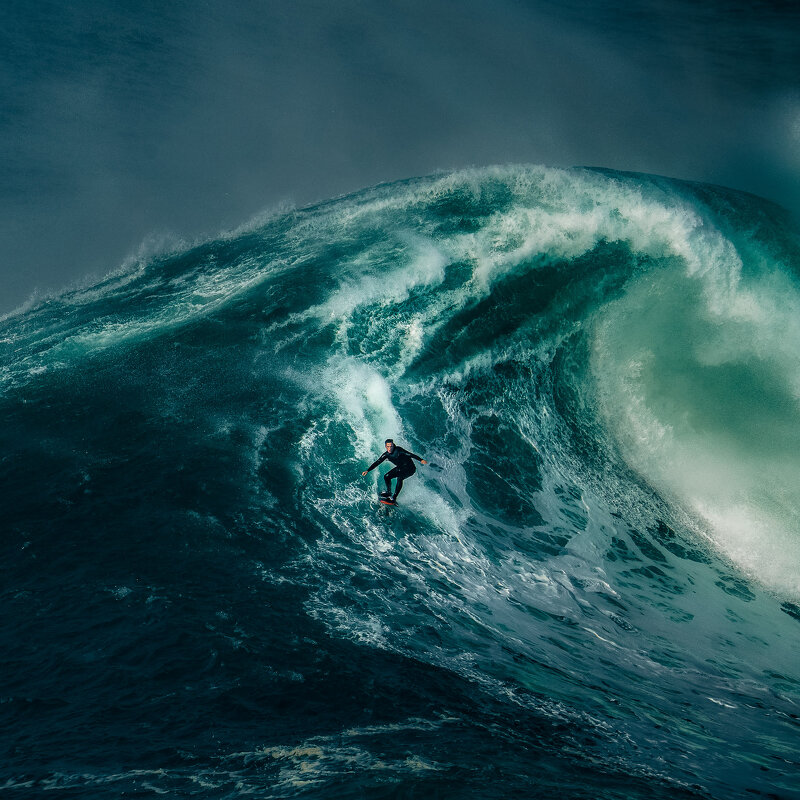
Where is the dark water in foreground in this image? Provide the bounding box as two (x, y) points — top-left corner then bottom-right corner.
(2, 166), (800, 798)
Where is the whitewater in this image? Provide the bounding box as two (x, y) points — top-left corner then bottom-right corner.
(2, 165), (799, 799)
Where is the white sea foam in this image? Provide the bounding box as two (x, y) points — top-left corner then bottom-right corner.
(592, 212), (800, 599)
(322, 357), (404, 458)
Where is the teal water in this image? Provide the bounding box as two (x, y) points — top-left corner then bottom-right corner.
(2, 166), (800, 798)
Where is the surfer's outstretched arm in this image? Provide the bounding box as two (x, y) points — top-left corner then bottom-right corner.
(361, 452), (387, 476)
(398, 447), (427, 465)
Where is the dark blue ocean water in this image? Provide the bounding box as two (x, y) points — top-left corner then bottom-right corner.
(3, 166), (800, 798)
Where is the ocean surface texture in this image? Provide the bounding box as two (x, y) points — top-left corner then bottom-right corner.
(3, 166), (800, 799)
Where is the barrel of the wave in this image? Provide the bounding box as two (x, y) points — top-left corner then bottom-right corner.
(591, 205), (800, 600)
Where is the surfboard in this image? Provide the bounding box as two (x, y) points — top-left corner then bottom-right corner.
(378, 492), (397, 506)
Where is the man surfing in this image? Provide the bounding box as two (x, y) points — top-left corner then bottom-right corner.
(362, 439), (427, 504)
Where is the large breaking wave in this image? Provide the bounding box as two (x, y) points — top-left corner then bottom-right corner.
(2, 166), (799, 798)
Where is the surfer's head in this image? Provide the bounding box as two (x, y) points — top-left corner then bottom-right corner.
(385, 439), (395, 452)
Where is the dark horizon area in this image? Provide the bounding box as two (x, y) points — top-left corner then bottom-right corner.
(2, 0), (799, 313)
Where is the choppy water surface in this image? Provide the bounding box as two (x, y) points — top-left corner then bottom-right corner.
(2, 166), (800, 798)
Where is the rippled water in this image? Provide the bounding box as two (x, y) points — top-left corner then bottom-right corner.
(2, 166), (799, 798)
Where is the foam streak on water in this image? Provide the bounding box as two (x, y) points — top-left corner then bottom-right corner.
(2, 166), (800, 799)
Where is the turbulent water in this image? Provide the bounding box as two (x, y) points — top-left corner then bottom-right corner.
(3, 165), (800, 799)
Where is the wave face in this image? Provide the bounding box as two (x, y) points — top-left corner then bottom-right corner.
(3, 166), (800, 798)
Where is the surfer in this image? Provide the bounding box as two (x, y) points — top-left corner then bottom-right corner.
(362, 439), (427, 502)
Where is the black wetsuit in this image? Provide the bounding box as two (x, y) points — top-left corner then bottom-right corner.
(365, 446), (424, 499)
